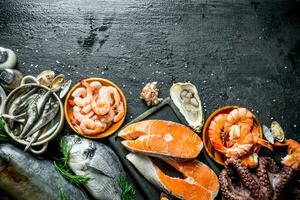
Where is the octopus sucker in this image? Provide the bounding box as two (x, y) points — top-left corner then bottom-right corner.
(220, 157), (295, 200)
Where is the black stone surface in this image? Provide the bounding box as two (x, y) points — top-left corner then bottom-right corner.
(1, 0), (300, 199)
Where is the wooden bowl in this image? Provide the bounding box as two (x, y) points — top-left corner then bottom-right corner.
(202, 106), (263, 165)
(64, 78), (127, 139)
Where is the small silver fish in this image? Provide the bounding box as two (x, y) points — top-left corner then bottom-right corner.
(64, 135), (126, 200)
(9, 88), (38, 115)
(0, 143), (88, 200)
(19, 101), (38, 138)
(28, 121), (59, 143)
(25, 99), (59, 138)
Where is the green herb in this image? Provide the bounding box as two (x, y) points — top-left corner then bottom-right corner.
(59, 186), (68, 200)
(54, 137), (90, 186)
(0, 120), (9, 143)
(59, 138), (70, 167)
(54, 161), (90, 186)
(119, 176), (135, 200)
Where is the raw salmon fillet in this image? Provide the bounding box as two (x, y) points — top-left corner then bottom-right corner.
(127, 153), (219, 200)
(119, 120), (203, 160)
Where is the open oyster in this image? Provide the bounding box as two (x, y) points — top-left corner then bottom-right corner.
(170, 82), (204, 132)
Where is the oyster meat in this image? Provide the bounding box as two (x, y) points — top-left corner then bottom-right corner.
(170, 82), (204, 132)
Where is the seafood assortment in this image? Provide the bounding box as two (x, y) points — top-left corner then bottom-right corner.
(140, 82), (162, 106)
(64, 135), (126, 200)
(170, 82), (204, 132)
(207, 107), (273, 167)
(0, 64), (297, 200)
(0, 47), (17, 69)
(219, 157), (295, 200)
(127, 153), (219, 200)
(119, 120), (203, 161)
(68, 80), (125, 136)
(0, 143), (88, 200)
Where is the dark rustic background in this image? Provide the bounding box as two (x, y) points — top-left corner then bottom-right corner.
(0, 0), (300, 199)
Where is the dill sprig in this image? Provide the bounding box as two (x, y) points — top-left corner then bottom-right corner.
(54, 137), (90, 186)
(59, 138), (70, 167)
(119, 176), (135, 200)
(59, 187), (68, 200)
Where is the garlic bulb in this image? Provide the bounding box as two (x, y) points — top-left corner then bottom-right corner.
(140, 82), (162, 106)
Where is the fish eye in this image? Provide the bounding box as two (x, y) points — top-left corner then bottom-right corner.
(74, 137), (82, 144)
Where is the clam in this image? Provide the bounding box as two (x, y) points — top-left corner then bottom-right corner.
(170, 82), (204, 132)
(59, 79), (72, 99)
(263, 125), (274, 144)
(36, 70), (55, 87)
(271, 121), (285, 142)
(50, 74), (65, 91)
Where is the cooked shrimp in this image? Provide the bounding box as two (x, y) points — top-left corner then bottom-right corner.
(76, 118), (106, 136)
(99, 109), (115, 123)
(113, 102), (124, 122)
(99, 86), (121, 108)
(274, 139), (300, 170)
(208, 114), (227, 147)
(209, 112), (272, 158)
(81, 104), (92, 114)
(72, 106), (94, 122)
(71, 87), (86, 98)
(224, 108), (254, 133)
(92, 96), (110, 115)
(90, 81), (102, 95)
(74, 81), (93, 107)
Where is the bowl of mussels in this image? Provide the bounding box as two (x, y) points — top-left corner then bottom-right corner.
(0, 75), (64, 154)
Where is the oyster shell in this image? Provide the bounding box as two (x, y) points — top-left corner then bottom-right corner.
(36, 70), (55, 87)
(271, 121), (285, 142)
(170, 82), (204, 132)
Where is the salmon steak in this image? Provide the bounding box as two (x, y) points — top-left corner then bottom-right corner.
(118, 120), (203, 161)
(127, 153), (219, 200)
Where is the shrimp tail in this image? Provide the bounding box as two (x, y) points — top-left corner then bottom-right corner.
(258, 138), (273, 151)
(68, 99), (76, 106)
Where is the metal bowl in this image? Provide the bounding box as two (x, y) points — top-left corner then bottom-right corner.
(202, 105), (262, 166)
(1, 76), (64, 154)
(64, 78), (127, 139)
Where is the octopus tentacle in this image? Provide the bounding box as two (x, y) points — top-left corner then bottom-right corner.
(256, 157), (277, 199)
(219, 169), (254, 200)
(224, 158), (261, 199)
(272, 166), (293, 200)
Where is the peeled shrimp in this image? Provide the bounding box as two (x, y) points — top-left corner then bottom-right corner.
(90, 81), (102, 95)
(99, 109), (115, 123)
(72, 87), (86, 98)
(74, 81), (93, 107)
(72, 106), (94, 123)
(99, 86), (121, 108)
(81, 104), (92, 114)
(113, 102), (124, 122)
(92, 96), (110, 115)
(75, 118), (106, 136)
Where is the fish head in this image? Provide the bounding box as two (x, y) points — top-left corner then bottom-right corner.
(64, 135), (95, 165)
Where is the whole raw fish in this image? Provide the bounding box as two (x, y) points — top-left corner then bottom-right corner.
(64, 135), (126, 200)
(0, 143), (88, 200)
